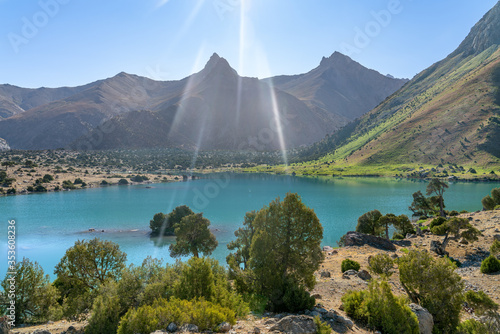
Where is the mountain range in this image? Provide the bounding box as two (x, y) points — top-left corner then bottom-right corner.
(301, 1), (500, 167)
(0, 52), (407, 151)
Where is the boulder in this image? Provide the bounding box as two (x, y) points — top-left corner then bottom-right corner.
(151, 331), (168, 334)
(218, 322), (231, 332)
(430, 240), (448, 256)
(167, 322), (177, 332)
(269, 315), (316, 334)
(357, 270), (372, 281)
(65, 326), (78, 334)
(409, 304), (433, 334)
(320, 271), (331, 278)
(323, 246), (334, 252)
(343, 269), (358, 276)
(253, 327), (261, 334)
(343, 231), (396, 251)
(179, 324), (199, 333)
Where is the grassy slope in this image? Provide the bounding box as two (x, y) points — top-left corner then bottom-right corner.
(247, 46), (500, 178)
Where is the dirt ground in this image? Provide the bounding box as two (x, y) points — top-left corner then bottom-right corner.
(2, 165), (179, 195)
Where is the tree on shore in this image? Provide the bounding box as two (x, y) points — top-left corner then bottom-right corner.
(0, 258), (61, 324)
(249, 193), (324, 312)
(169, 213), (218, 258)
(426, 178), (448, 217)
(54, 238), (127, 318)
(482, 187), (500, 210)
(150, 205), (194, 236)
(227, 211), (256, 271)
(356, 210), (383, 236)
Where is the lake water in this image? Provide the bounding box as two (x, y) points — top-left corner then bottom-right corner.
(1, 174), (499, 279)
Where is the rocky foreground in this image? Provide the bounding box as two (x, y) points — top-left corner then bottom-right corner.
(7, 210), (500, 334)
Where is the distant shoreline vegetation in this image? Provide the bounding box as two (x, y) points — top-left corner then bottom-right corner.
(1, 148), (499, 197)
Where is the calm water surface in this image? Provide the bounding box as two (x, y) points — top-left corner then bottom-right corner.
(1, 174), (498, 279)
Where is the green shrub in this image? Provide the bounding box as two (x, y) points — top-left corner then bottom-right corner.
(0, 258), (62, 324)
(482, 196), (496, 210)
(341, 290), (367, 322)
(444, 256), (462, 268)
(449, 210), (460, 217)
(341, 259), (360, 273)
(456, 319), (489, 334)
(368, 254), (394, 278)
(430, 217), (447, 228)
(282, 280), (315, 313)
(431, 223), (448, 235)
(62, 180), (76, 189)
(314, 315), (332, 334)
(464, 290), (498, 316)
(34, 185), (47, 192)
(117, 298), (236, 334)
(392, 232), (404, 240)
(399, 250), (463, 334)
(490, 240), (500, 257)
(85, 282), (122, 334)
(118, 178), (129, 185)
(341, 281), (419, 334)
(480, 256), (500, 274)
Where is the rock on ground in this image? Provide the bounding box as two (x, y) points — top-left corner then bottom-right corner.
(269, 315), (317, 334)
(344, 232), (396, 251)
(409, 303), (434, 334)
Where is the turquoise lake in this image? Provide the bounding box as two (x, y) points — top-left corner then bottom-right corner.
(1, 174), (499, 279)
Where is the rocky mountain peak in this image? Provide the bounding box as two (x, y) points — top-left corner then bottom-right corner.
(452, 1), (500, 56)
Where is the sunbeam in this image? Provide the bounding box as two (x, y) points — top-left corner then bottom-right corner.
(255, 48), (289, 169)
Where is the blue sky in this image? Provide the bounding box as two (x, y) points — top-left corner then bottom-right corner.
(0, 0), (497, 88)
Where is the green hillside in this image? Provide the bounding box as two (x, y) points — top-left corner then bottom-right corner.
(253, 3), (500, 177)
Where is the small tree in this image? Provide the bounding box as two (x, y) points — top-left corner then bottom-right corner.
(426, 178), (448, 217)
(490, 240), (500, 257)
(464, 290), (498, 316)
(409, 191), (433, 217)
(55, 238), (127, 290)
(399, 250), (463, 333)
(169, 213), (218, 258)
(482, 187), (500, 210)
(393, 215), (415, 237)
(378, 214), (399, 240)
(227, 211), (256, 271)
(150, 205), (194, 236)
(433, 218), (481, 253)
(54, 238), (126, 318)
(249, 193), (324, 312)
(175, 257), (216, 301)
(356, 210), (383, 237)
(368, 254), (394, 278)
(0, 258), (61, 324)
